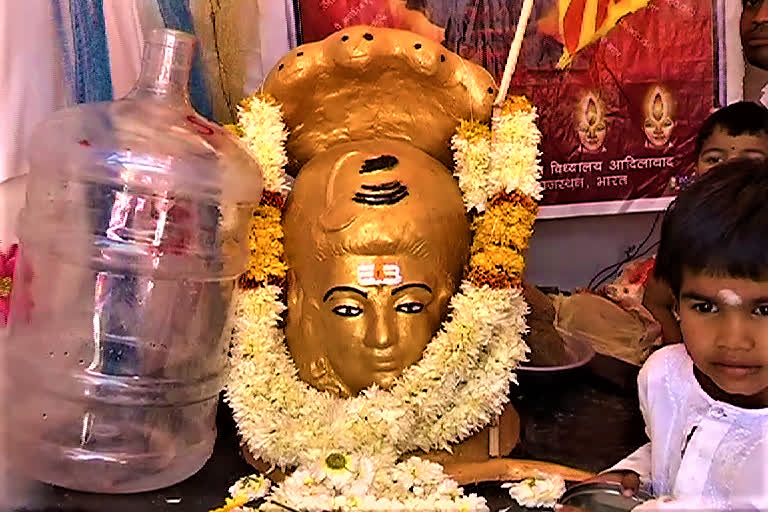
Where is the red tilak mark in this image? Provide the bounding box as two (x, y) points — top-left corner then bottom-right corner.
(78, 139), (91, 147)
(186, 115), (214, 136)
(373, 263), (386, 281)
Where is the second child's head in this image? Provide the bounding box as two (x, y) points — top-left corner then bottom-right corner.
(655, 159), (768, 408)
(695, 102), (768, 175)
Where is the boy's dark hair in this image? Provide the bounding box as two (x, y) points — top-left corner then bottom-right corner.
(655, 158), (768, 297)
(695, 101), (768, 156)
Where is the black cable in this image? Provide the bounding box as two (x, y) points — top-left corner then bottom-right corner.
(587, 212), (662, 290)
(590, 240), (660, 291)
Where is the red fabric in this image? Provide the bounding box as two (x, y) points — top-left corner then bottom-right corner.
(0, 243), (18, 326)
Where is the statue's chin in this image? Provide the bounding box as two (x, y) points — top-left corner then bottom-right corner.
(341, 371), (401, 396)
(371, 371), (399, 391)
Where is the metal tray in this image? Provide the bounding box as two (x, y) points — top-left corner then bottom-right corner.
(558, 482), (652, 512)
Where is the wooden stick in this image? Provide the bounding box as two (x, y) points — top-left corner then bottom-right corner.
(444, 458), (595, 485)
(494, 0), (536, 109)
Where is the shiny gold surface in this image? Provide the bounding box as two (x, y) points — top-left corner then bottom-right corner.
(283, 139), (470, 397)
(249, 26), (519, 461)
(263, 25), (497, 174)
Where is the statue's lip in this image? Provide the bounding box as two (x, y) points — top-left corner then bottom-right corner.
(371, 358), (400, 371)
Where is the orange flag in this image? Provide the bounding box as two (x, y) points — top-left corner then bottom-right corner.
(558, 0), (652, 67)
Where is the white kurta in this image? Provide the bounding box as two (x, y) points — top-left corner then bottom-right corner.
(609, 344), (768, 510)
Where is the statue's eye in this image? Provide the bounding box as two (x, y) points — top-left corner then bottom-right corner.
(395, 302), (424, 314)
(332, 305), (363, 317)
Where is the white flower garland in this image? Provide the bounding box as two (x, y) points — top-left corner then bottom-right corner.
(237, 95), (291, 194)
(490, 106), (543, 201)
(223, 455), (489, 512)
(451, 102), (543, 212)
(227, 282), (529, 469)
(451, 129), (493, 212)
(220, 93), (541, 512)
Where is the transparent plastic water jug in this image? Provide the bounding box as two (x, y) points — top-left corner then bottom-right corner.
(5, 29), (262, 493)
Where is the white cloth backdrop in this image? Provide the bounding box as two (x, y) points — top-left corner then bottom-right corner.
(0, 0), (297, 241)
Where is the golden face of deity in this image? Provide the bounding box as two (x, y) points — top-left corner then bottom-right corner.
(576, 93), (607, 152)
(282, 139), (471, 397)
(643, 86), (675, 148)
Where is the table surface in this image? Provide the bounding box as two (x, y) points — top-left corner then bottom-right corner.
(8, 363), (646, 512)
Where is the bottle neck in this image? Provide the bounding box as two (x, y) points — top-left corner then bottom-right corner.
(128, 29), (196, 107)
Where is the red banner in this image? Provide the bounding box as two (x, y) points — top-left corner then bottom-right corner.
(296, 0), (715, 215)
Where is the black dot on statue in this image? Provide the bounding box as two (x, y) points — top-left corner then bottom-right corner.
(296, 51), (304, 57)
(414, 43), (422, 49)
(342, 35), (349, 42)
(488, 87), (494, 94)
(440, 54), (446, 62)
(363, 33), (373, 40)
(278, 63), (284, 70)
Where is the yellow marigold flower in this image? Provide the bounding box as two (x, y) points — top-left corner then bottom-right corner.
(456, 120), (491, 144)
(223, 124), (244, 137)
(470, 246), (526, 278)
(0, 276), (12, 298)
(467, 266), (521, 289)
(243, 204), (287, 283)
(471, 201), (536, 253)
(472, 224), (532, 254)
(501, 96), (533, 115)
(209, 494), (249, 512)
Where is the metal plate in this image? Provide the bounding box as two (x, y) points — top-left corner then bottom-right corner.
(518, 327), (595, 372)
(558, 482), (652, 512)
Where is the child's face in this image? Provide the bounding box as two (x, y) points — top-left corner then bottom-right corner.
(678, 270), (768, 407)
(696, 127), (768, 175)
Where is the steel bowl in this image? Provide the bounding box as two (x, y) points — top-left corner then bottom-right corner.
(517, 327), (595, 372)
(558, 482), (653, 512)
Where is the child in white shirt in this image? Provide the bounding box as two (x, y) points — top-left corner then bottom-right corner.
(584, 158), (768, 511)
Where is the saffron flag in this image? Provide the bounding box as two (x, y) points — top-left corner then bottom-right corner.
(558, 0), (652, 67)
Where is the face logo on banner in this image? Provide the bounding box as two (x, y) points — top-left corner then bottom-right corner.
(643, 86), (676, 149)
(575, 92), (608, 153)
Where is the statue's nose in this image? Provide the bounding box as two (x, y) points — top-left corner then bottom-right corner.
(365, 309), (396, 349)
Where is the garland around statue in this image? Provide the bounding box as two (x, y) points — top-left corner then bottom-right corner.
(217, 92), (543, 512)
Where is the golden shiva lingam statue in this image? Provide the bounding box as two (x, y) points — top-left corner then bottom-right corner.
(225, 25), (593, 495)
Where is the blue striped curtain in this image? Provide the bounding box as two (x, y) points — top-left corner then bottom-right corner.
(156, 0), (213, 119)
(52, 0), (213, 119)
(52, 0), (114, 104)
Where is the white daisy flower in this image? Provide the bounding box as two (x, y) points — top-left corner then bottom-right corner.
(502, 471), (566, 508)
